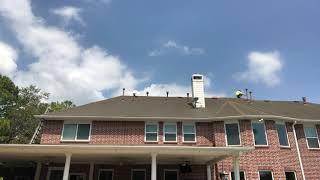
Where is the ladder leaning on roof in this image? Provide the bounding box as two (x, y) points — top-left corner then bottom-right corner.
(29, 120), (44, 144)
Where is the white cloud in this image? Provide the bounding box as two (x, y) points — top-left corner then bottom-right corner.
(236, 51), (283, 87)
(51, 6), (85, 26)
(149, 40), (205, 57)
(0, 41), (18, 77)
(0, 0), (138, 105)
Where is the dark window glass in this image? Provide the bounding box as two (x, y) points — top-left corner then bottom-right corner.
(165, 171), (178, 180)
(165, 134), (176, 141)
(305, 127), (320, 148)
(285, 172), (296, 180)
(69, 174), (85, 180)
(307, 138), (319, 148)
(77, 124), (90, 140)
(99, 170), (113, 180)
(226, 123), (240, 145)
(132, 170), (145, 180)
(62, 124), (77, 140)
(259, 171), (273, 180)
(231, 171), (246, 180)
(49, 170), (63, 180)
(276, 124), (289, 146)
(252, 123), (268, 145)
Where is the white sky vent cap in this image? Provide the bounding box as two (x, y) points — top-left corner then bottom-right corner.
(191, 74), (205, 108)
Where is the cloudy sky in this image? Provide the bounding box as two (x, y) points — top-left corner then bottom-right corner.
(0, 0), (319, 105)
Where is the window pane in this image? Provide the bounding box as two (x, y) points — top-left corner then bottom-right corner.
(226, 123), (240, 145)
(49, 170), (63, 180)
(165, 134), (176, 141)
(184, 134), (195, 142)
(307, 138), (320, 148)
(183, 125), (195, 134)
(62, 124), (77, 140)
(132, 170), (145, 180)
(70, 174), (85, 180)
(146, 124), (157, 132)
(259, 171), (273, 180)
(165, 124), (176, 133)
(252, 123), (267, 145)
(231, 171), (245, 180)
(99, 170), (113, 180)
(146, 133), (157, 141)
(285, 172), (296, 180)
(305, 127), (317, 137)
(276, 124), (289, 146)
(165, 171), (178, 180)
(77, 124), (90, 140)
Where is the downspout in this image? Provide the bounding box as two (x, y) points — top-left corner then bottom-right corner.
(292, 121), (305, 180)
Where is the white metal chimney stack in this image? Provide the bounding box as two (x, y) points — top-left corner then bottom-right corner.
(191, 74), (205, 108)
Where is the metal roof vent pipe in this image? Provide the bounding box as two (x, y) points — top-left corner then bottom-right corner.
(249, 91), (252, 101)
(191, 74), (205, 108)
(166, 91), (169, 98)
(245, 88), (248, 100)
(122, 88), (125, 96)
(302, 97), (307, 104)
(146, 91), (149, 96)
(187, 93), (190, 102)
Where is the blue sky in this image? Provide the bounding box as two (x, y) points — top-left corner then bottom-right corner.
(0, 0), (319, 105)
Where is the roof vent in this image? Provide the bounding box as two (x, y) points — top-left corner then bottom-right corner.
(146, 91), (149, 96)
(166, 91), (169, 97)
(302, 97), (307, 104)
(122, 88), (125, 96)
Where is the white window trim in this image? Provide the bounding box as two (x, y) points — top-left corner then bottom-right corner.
(163, 122), (177, 143)
(182, 122), (196, 143)
(224, 121), (241, 146)
(285, 171), (297, 180)
(144, 122), (159, 142)
(46, 167), (64, 180)
(98, 169), (114, 180)
(304, 124), (320, 150)
(275, 121), (290, 148)
(164, 169), (179, 180)
(69, 173), (86, 180)
(131, 169), (146, 180)
(258, 170), (274, 180)
(61, 121), (92, 142)
(229, 171), (246, 180)
(251, 121), (269, 147)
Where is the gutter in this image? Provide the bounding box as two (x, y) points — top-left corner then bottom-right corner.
(292, 121), (306, 180)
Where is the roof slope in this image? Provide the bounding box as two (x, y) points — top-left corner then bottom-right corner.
(39, 96), (320, 121)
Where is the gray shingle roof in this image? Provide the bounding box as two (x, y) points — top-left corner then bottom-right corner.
(37, 96), (320, 121)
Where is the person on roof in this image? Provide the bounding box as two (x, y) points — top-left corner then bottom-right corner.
(235, 90), (243, 98)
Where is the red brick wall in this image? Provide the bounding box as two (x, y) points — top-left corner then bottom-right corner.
(295, 124), (320, 179)
(216, 120), (302, 180)
(40, 120), (63, 144)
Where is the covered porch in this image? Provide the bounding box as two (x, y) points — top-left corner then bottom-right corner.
(0, 144), (252, 180)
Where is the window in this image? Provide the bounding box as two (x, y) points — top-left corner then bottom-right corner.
(259, 171), (273, 180)
(276, 123), (289, 147)
(304, 126), (320, 149)
(145, 123), (158, 142)
(69, 173), (86, 180)
(131, 169), (146, 180)
(231, 171), (246, 180)
(225, 122), (241, 146)
(47, 167), (63, 180)
(183, 123), (196, 142)
(285, 172), (296, 180)
(61, 123), (91, 141)
(164, 123), (177, 142)
(252, 122), (268, 146)
(99, 169), (113, 180)
(164, 170), (178, 180)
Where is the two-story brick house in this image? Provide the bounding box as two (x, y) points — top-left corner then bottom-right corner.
(0, 74), (320, 180)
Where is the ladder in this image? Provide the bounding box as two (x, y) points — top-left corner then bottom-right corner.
(29, 120), (43, 144)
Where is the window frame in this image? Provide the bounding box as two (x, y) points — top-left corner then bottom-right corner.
(144, 122), (159, 142)
(275, 121), (290, 148)
(230, 171), (246, 180)
(251, 121), (269, 147)
(131, 169), (146, 180)
(98, 169), (114, 180)
(182, 122), (196, 143)
(285, 171), (297, 180)
(46, 167), (64, 180)
(163, 122), (177, 142)
(61, 121), (92, 142)
(69, 172), (87, 180)
(224, 121), (241, 146)
(164, 169), (179, 180)
(304, 124), (320, 149)
(258, 170), (274, 180)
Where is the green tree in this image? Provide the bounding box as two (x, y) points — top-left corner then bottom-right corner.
(47, 100), (76, 113)
(0, 75), (19, 118)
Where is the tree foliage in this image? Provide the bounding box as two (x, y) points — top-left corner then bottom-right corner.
(0, 75), (76, 144)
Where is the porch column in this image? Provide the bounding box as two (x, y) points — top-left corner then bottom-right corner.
(63, 153), (72, 180)
(34, 162), (42, 180)
(89, 162), (94, 180)
(233, 156), (240, 180)
(151, 153), (157, 180)
(206, 164), (212, 180)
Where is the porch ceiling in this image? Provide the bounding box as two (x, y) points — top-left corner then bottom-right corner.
(0, 144), (253, 165)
